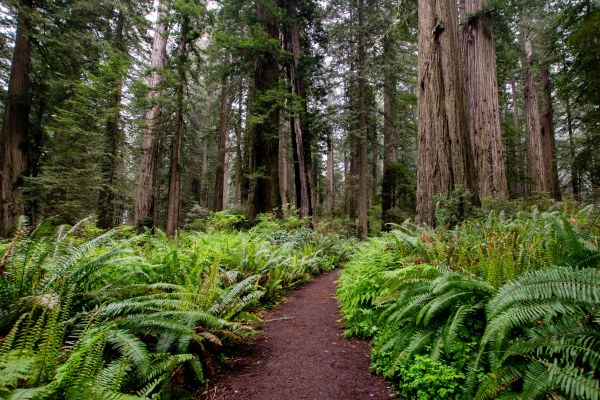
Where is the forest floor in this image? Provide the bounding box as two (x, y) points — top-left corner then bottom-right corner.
(199, 269), (397, 400)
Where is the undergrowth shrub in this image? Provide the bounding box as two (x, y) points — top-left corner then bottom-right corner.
(338, 204), (600, 400)
(0, 216), (351, 399)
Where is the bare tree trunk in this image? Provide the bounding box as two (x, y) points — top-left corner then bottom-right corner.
(462, 0), (507, 200)
(510, 79), (529, 197)
(357, 0), (369, 238)
(98, 10), (125, 230)
(279, 110), (289, 206)
(233, 82), (244, 205)
(540, 66), (560, 199)
(416, 0), (477, 226)
(326, 124), (335, 215)
(200, 139), (209, 208)
(381, 0), (398, 226)
(223, 134), (230, 209)
(521, 23), (548, 195)
(247, 0), (280, 220)
(565, 94), (579, 199)
(134, 0), (169, 230)
(0, 0), (33, 237)
(166, 14), (188, 237)
(213, 71), (230, 212)
(282, 0), (312, 218)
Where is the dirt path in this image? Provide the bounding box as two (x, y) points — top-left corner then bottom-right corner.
(202, 269), (396, 400)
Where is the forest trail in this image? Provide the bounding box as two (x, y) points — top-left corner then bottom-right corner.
(201, 269), (396, 400)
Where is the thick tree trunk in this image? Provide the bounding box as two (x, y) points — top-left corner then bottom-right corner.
(247, 0), (281, 220)
(98, 10), (125, 230)
(213, 72), (230, 212)
(521, 25), (548, 196)
(166, 14), (188, 237)
(415, 0), (477, 226)
(0, 0), (33, 237)
(510, 79), (529, 197)
(540, 66), (560, 199)
(357, 0), (368, 238)
(462, 0), (507, 200)
(134, 0), (169, 230)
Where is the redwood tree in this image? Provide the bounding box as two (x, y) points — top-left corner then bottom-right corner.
(462, 0), (508, 200)
(415, 0), (477, 226)
(134, 0), (169, 230)
(247, 0), (281, 220)
(0, 0), (34, 236)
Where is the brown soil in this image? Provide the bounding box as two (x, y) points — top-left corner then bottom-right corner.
(201, 269), (396, 400)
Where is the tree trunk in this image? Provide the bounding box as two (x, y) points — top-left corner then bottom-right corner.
(462, 0), (507, 200)
(166, 14), (188, 237)
(278, 110), (289, 206)
(233, 83), (244, 206)
(540, 66), (560, 199)
(200, 139), (209, 208)
(381, 0), (398, 226)
(247, 0), (281, 220)
(282, 0), (312, 218)
(214, 70), (230, 212)
(326, 124), (334, 214)
(357, 0), (368, 238)
(415, 0), (477, 226)
(565, 94), (579, 199)
(98, 10), (125, 230)
(134, 0), (169, 230)
(0, 0), (34, 237)
(521, 23), (548, 196)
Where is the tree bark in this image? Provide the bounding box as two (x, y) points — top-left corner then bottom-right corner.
(200, 139), (209, 208)
(357, 0), (368, 238)
(278, 110), (289, 206)
(0, 0), (34, 237)
(281, 0), (312, 218)
(326, 124), (334, 214)
(462, 0), (507, 200)
(540, 66), (560, 199)
(166, 14), (188, 237)
(415, 0), (477, 226)
(98, 10), (125, 230)
(134, 0), (169, 230)
(247, 0), (281, 220)
(233, 82), (244, 206)
(213, 69), (230, 212)
(381, 0), (398, 225)
(521, 23), (548, 196)
(565, 94), (579, 199)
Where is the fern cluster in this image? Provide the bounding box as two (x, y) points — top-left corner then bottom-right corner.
(338, 206), (600, 400)
(1, 216), (350, 399)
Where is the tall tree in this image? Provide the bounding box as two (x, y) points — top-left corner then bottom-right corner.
(415, 0), (477, 226)
(134, 0), (170, 229)
(247, 0), (281, 220)
(166, 13), (189, 236)
(520, 17), (549, 195)
(540, 65), (560, 199)
(213, 63), (231, 212)
(97, 10), (126, 230)
(281, 0), (313, 218)
(0, 0), (34, 236)
(357, 0), (368, 238)
(462, 0), (508, 200)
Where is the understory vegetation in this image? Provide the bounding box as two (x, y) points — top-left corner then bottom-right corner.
(0, 214), (352, 399)
(338, 201), (600, 400)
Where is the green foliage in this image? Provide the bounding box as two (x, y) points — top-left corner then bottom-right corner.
(396, 355), (465, 400)
(0, 218), (350, 399)
(338, 204), (600, 400)
(434, 185), (475, 229)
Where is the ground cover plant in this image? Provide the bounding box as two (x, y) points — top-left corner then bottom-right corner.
(338, 203), (600, 400)
(0, 215), (352, 399)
